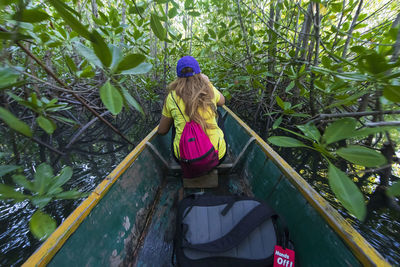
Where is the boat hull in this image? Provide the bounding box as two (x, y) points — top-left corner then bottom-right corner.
(23, 107), (389, 267)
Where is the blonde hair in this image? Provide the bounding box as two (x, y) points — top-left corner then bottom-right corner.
(169, 71), (216, 130)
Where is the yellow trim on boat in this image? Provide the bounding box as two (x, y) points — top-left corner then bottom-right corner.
(22, 127), (159, 267)
(223, 106), (390, 267)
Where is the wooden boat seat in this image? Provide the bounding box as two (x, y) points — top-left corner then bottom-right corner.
(182, 169), (218, 188)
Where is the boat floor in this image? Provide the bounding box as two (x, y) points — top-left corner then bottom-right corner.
(132, 170), (254, 267)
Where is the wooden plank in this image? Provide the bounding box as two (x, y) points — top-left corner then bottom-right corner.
(183, 169), (218, 188)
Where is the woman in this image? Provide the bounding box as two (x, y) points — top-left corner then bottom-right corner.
(158, 56), (226, 169)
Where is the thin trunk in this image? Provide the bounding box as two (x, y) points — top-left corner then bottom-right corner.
(121, 0), (126, 44)
(342, 0), (363, 58)
(189, 16), (193, 55)
(332, 0), (346, 49)
(306, 38), (315, 63)
(267, 2), (275, 72)
(299, 4), (313, 61)
(91, 0), (98, 18)
(293, 3), (313, 101)
(163, 1), (169, 89)
(292, 0), (302, 47)
(11, 131), (20, 164)
(152, 31), (158, 81)
(236, 0), (253, 64)
(390, 13), (400, 63)
(309, 3), (320, 117)
(39, 135), (47, 163)
(295, 3), (313, 61)
(357, 94), (370, 112)
(268, 0), (282, 74)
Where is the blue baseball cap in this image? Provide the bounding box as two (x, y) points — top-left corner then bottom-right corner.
(176, 56), (201, 77)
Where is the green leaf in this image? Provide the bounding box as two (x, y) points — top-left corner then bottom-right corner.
(0, 107), (32, 137)
(168, 7), (178, 18)
(188, 11), (201, 17)
(29, 210), (56, 241)
(0, 165), (20, 177)
(99, 81), (123, 115)
(383, 85), (400, 102)
(75, 43), (102, 68)
(0, 67), (20, 90)
(278, 127), (315, 142)
(285, 81), (295, 92)
(336, 146), (387, 167)
(150, 13), (166, 41)
(116, 54), (146, 73)
(330, 2), (342, 12)
(65, 55), (77, 72)
(350, 46), (366, 55)
(208, 28), (216, 39)
(31, 196), (52, 209)
(276, 96), (285, 110)
(0, 32), (32, 40)
(121, 87), (144, 115)
(0, 184), (27, 201)
(321, 56), (332, 68)
(120, 62), (152, 75)
(74, 43), (102, 68)
(12, 174), (34, 191)
(47, 187), (63, 195)
(349, 126), (397, 139)
(49, 0), (91, 40)
(328, 164), (366, 221)
(322, 118), (357, 145)
(13, 8), (50, 23)
(184, 0), (194, 9)
(268, 136), (308, 148)
(297, 123), (321, 142)
(34, 163), (54, 195)
(110, 45), (123, 72)
(272, 116), (283, 129)
(50, 166), (73, 189)
(386, 182), (400, 197)
(335, 72), (369, 82)
(50, 115), (77, 125)
(36, 116), (56, 134)
(90, 30), (112, 67)
(78, 65), (95, 78)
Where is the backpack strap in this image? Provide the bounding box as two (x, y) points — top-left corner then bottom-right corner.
(171, 92), (187, 123)
(182, 203), (276, 253)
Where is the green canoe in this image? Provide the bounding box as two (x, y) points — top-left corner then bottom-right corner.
(23, 106), (390, 267)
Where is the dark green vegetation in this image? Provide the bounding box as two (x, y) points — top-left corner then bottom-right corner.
(0, 0), (399, 265)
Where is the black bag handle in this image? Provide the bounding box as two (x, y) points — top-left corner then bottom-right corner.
(182, 203), (276, 253)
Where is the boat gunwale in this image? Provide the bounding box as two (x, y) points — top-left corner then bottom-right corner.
(22, 128), (159, 267)
(223, 106), (389, 267)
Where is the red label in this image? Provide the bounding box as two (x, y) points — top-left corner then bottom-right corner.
(273, 245), (295, 267)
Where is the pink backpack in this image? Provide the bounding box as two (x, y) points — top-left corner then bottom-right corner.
(172, 94), (219, 178)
